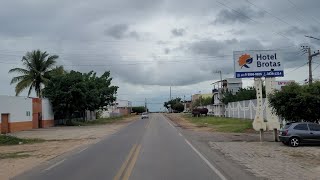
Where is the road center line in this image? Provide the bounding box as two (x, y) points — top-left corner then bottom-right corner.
(178, 132), (183, 136)
(184, 139), (228, 180)
(113, 144), (137, 180)
(122, 144), (141, 180)
(43, 159), (66, 171)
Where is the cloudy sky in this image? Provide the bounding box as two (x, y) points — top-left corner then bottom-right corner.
(1, 0), (320, 111)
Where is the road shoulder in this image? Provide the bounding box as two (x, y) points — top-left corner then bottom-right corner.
(0, 116), (137, 180)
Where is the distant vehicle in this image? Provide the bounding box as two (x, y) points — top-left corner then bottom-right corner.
(141, 112), (149, 119)
(279, 122), (320, 147)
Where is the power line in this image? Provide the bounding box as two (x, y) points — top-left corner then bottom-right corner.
(246, 0), (297, 27)
(287, 0), (320, 25)
(313, 63), (320, 72)
(215, 0), (293, 42)
(285, 62), (308, 75)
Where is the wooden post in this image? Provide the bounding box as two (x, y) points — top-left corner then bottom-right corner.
(274, 129), (279, 142)
(260, 129), (264, 142)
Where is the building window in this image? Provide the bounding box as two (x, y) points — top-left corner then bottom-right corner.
(26, 111), (31, 116)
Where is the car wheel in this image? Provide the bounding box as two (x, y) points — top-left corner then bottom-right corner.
(289, 137), (300, 147)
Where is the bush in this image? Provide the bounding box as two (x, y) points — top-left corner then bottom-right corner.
(173, 103), (184, 112)
(132, 106), (146, 114)
(269, 82), (320, 123)
(0, 135), (44, 145)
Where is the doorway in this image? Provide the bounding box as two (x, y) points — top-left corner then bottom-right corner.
(1, 114), (9, 134)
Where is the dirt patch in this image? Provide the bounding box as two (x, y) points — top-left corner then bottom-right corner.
(164, 113), (213, 131)
(0, 116), (137, 180)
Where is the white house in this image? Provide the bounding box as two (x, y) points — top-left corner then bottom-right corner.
(0, 96), (54, 133)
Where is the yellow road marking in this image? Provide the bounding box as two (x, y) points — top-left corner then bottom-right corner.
(122, 144), (141, 180)
(113, 144), (137, 180)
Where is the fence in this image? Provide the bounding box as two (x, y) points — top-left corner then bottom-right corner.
(225, 99), (268, 120)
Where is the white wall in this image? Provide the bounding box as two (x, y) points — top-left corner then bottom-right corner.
(0, 95), (32, 122)
(42, 98), (54, 120)
(116, 100), (131, 108)
(225, 99), (268, 120)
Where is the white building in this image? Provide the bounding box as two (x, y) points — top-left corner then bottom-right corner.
(211, 78), (242, 116)
(101, 100), (132, 118)
(0, 96), (54, 133)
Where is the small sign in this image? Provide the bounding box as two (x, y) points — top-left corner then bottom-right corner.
(234, 50), (284, 78)
(275, 80), (295, 90)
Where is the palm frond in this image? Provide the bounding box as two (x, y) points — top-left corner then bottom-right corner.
(8, 67), (29, 74)
(27, 85), (33, 97)
(15, 78), (33, 96)
(44, 55), (58, 70)
(10, 75), (29, 84)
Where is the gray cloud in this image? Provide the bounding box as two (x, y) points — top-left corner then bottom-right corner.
(171, 28), (186, 37)
(213, 6), (265, 24)
(104, 24), (140, 40)
(105, 24), (129, 39)
(1, 0), (320, 111)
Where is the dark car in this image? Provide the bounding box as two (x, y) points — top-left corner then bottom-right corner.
(279, 122), (320, 147)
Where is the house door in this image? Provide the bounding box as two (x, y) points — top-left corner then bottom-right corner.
(1, 114), (9, 134)
(38, 113), (42, 128)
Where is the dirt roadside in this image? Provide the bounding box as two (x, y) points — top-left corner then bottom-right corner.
(165, 113), (320, 180)
(0, 116), (137, 180)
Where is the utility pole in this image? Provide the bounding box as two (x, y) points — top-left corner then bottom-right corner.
(301, 46), (320, 85)
(169, 86), (172, 100)
(145, 98), (147, 112)
(199, 91), (202, 107)
(215, 70), (223, 88)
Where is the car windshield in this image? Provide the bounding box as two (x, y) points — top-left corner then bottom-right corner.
(283, 124), (292, 129)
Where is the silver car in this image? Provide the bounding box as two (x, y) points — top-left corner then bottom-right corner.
(141, 112), (149, 119)
(279, 122), (320, 147)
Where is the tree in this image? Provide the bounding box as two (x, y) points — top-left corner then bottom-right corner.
(164, 98), (185, 112)
(221, 87), (266, 104)
(269, 82), (320, 123)
(132, 106), (146, 114)
(9, 50), (59, 97)
(43, 70), (118, 123)
(173, 103), (184, 112)
(164, 98), (181, 109)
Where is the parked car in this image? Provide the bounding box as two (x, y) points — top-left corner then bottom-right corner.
(279, 122), (320, 147)
(141, 112), (149, 119)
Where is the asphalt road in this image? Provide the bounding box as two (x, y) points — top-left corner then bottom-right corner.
(15, 114), (228, 180)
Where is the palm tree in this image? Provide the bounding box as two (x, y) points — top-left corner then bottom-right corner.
(9, 50), (59, 97)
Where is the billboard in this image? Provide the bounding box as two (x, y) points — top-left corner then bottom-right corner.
(234, 50), (284, 78)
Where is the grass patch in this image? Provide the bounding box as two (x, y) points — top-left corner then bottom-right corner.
(183, 115), (252, 133)
(72, 115), (135, 126)
(0, 151), (32, 159)
(0, 135), (45, 146)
